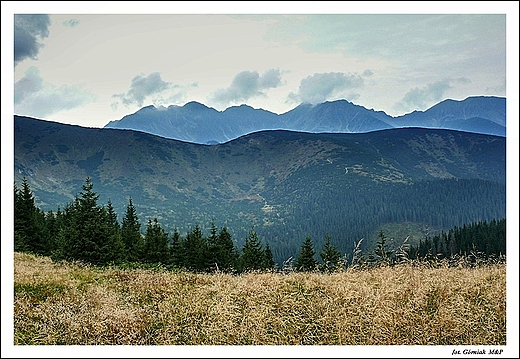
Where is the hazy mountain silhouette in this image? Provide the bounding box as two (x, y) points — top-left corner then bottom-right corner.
(105, 96), (505, 144)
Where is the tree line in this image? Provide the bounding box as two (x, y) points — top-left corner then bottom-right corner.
(268, 175), (506, 260)
(407, 218), (506, 260)
(14, 177), (506, 272)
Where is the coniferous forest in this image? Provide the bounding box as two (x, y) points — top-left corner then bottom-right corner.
(14, 176), (506, 272)
(14, 116), (506, 266)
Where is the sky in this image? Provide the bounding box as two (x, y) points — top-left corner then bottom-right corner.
(3, 2), (518, 129)
(2, 2), (520, 358)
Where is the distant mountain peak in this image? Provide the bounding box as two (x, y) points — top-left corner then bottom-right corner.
(224, 104), (256, 111)
(139, 105), (156, 111)
(182, 101), (213, 111)
(323, 99), (351, 105)
(105, 96), (506, 143)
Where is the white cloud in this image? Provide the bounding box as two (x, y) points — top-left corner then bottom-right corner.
(14, 67), (96, 119)
(14, 67), (44, 103)
(288, 72), (365, 105)
(111, 73), (199, 110)
(112, 72), (174, 108)
(208, 69), (283, 107)
(393, 79), (459, 113)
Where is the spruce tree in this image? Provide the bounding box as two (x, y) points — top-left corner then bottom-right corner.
(170, 227), (184, 268)
(184, 224), (208, 271)
(14, 178), (44, 253)
(144, 218), (171, 265)
(374, 230), (393, 265)
(319, 234), (342, 273)
(206, 220), (219, 270)
(216, 226), (239, 272)
(70, 177), (112, 265)
(121, 197), (144, 262)
(262, 242), (276, 271)
(51, 201), (77, 262)
(43, 210), (58, 256)
(44, 207), (64, 256)
(32, 207), (49, 255)
(206, 223), (239, 272)
(103, 199), (125, 264)
(33, 208), (50, 256)
(52, 177), (111, 265)
(239, 227), (265, 272)
(294, 236), (318, 272)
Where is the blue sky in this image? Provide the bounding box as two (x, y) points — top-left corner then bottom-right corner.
(3, 2), (517, 129)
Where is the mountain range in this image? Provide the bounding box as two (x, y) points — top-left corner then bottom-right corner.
(104, 96), (506, 144)
(15, 115), (506, 263)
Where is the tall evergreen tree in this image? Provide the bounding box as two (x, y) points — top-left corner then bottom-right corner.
(51, 177), (111, 265)
(294, 236), (318, 272)
(69, 177), (112, 265)
(319, 234), (342, 273)
(121, 197), (143, 262)
(262, 242), (276, 271)
(215, 226), (239, 272)
(103, 199), (125, 264)
(447, 230), (458, 257)
(373, 230), (393, 265)
(32, 208), (49, 255)
(239, 227), (265, 272)
(13, 182), (25, 252)
(206, 220), (220, 270)
(184, 224), (208, 271)
(144, 218), (171, 264)
(205, 222), (239, 272)
(170, 227), (184, 268)
(51, 201), (77, 262)
(44, 206), (64, 256)
(42, 210), (58, 256)
(14, 178), (44, 253)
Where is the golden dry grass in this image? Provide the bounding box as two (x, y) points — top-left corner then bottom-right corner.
(13, 252), (506, 345)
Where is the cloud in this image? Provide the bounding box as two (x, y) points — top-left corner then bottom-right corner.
(209, 69), (283, 106)
(152, 88), (195, 108)
(394, 79), (459, 113)
(112, 72), (177, 108)
(63, 19), (80, 28)
(259, 68), (283, 89)
(14, 67), (44, 103)
(14, 66), (96, 119)
(362, 69), (374, 77)
(14, 14), (51, 66)
(288, 72), (365, 105)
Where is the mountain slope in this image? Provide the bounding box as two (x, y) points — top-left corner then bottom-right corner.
(106, 102), (282, 144)
(15, 116), (506, 263)
(388, 96), (506, 135)
(281, 100), (393, 133)
(104, 96), (506, 143)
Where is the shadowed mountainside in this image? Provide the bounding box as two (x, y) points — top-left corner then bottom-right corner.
(15, 115), (506, 262)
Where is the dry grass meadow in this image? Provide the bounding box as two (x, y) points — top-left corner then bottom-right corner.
(13, 251), (506, 346)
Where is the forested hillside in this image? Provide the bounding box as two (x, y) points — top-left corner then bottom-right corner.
(14, 176), (505, 271)
(14, 116), (506, 263)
